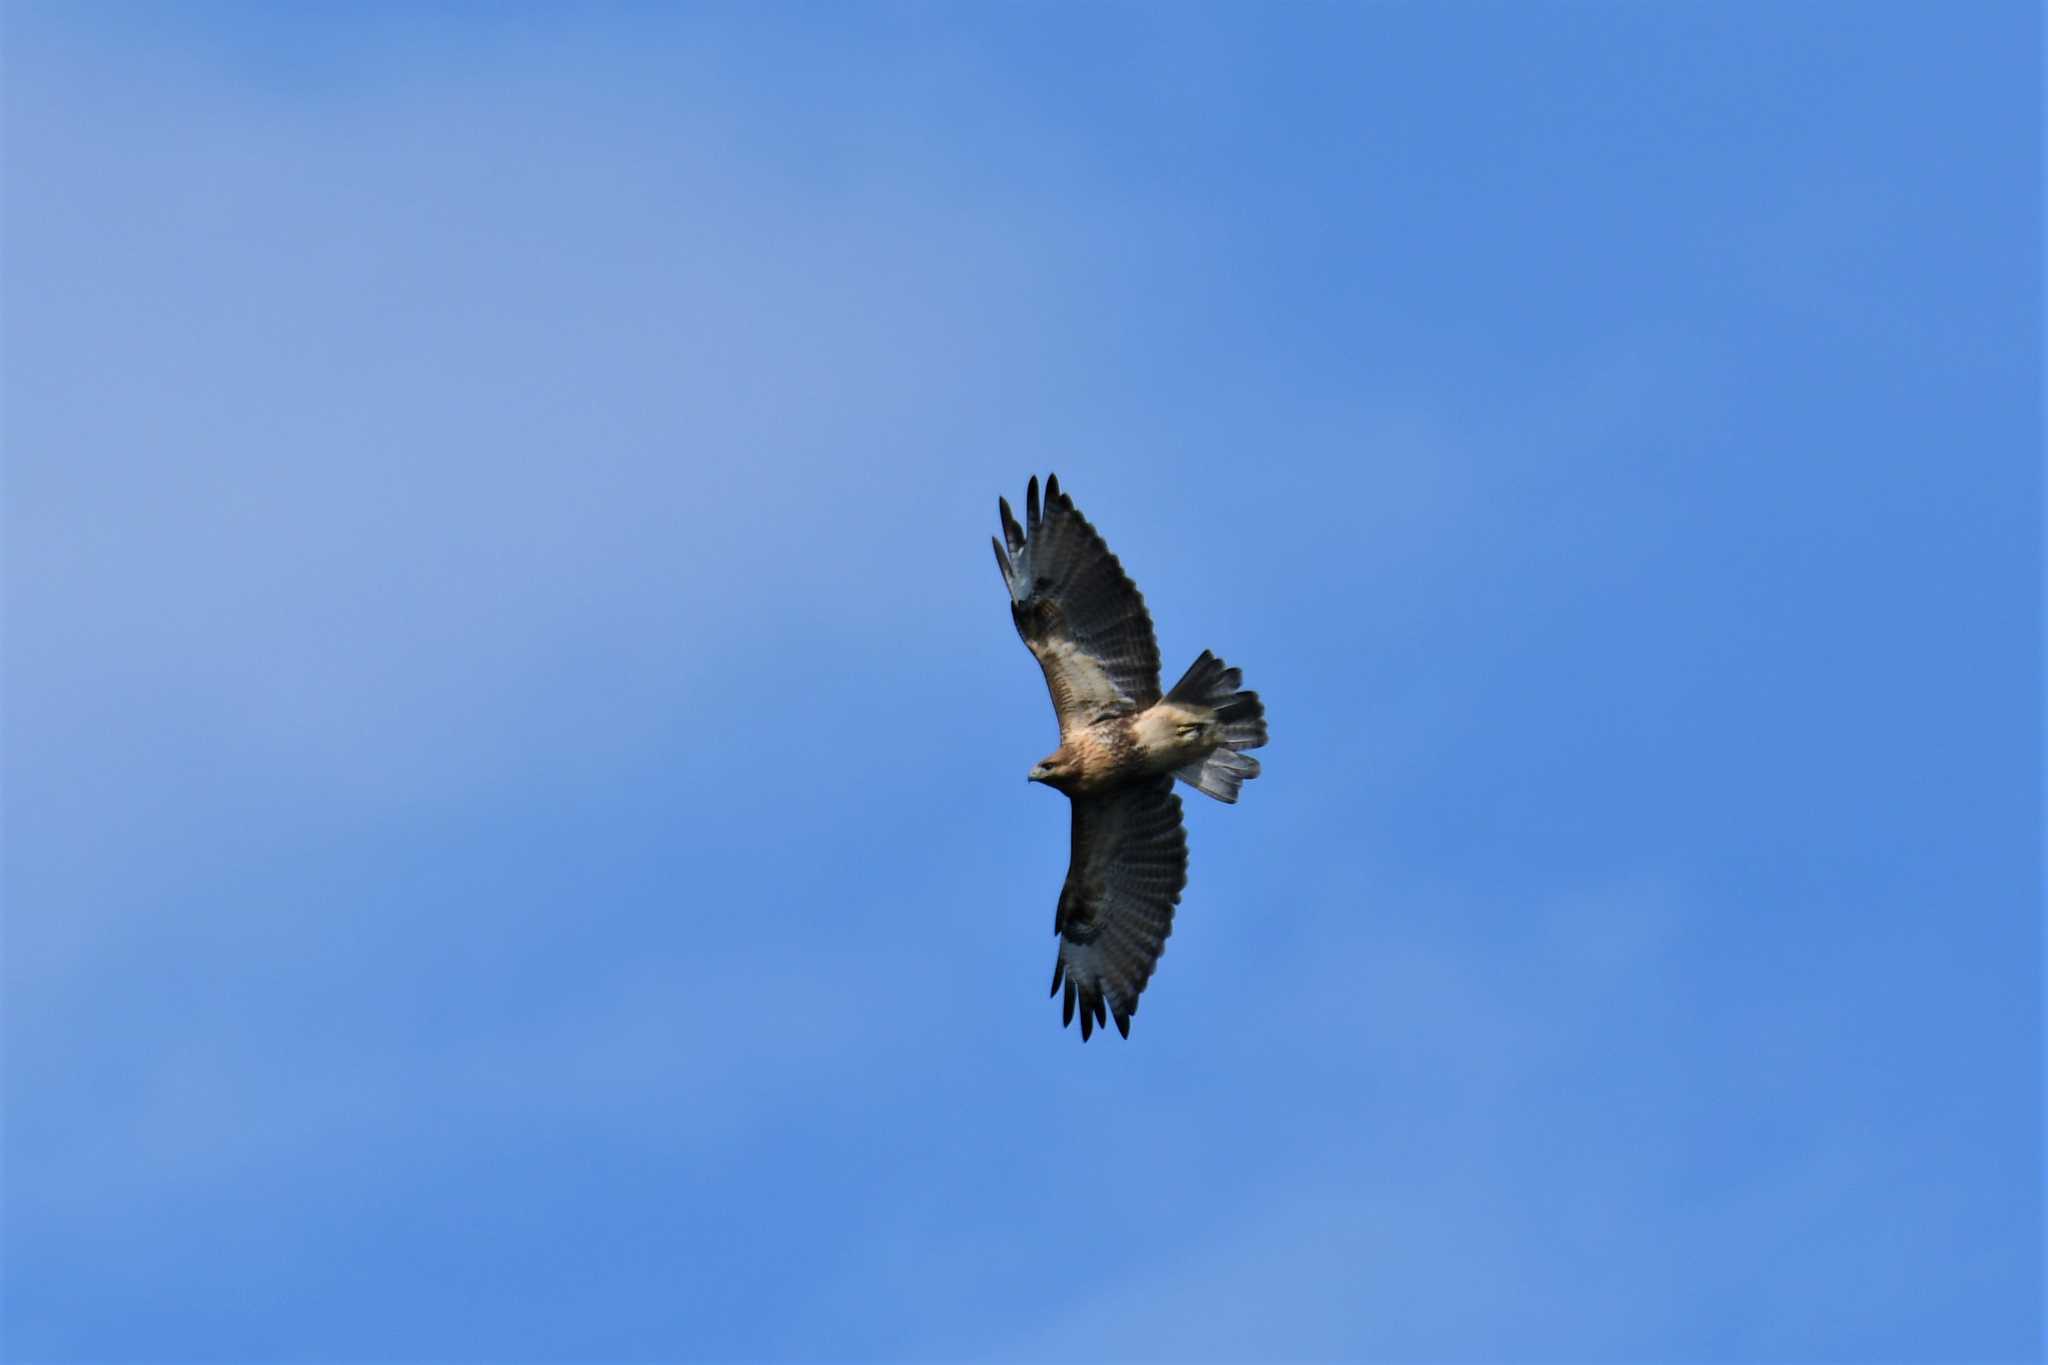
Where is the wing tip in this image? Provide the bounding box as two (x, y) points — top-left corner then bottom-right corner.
(1058, 976), (1128, 1042)
(1021, 472), (1072, 534)
(998, 497), (1025, 555)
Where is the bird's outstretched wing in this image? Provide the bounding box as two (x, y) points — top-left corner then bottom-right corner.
(992, 474), (1163, 730)
(1051, 776), (1188, 1040)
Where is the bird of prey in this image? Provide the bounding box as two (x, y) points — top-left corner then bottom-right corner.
(992, 474), (1268, 1041)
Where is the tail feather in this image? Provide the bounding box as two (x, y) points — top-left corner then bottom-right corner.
(1165, 650), (1268, 802)
(1174, 748), (1261, 804)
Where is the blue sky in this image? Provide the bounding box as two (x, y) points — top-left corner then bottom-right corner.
(4, 3), (2038, 1361)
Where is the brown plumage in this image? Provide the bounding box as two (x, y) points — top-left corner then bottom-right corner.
(992, 474), (1269, 1041)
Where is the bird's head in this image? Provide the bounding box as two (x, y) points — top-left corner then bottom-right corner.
(1028, 750), (1076, 791)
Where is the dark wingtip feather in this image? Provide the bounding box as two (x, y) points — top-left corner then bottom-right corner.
(1062, 977), (1076, 1026)
(1026, 475), (1041, 530)
(1046, 472), (1061, 505)
(998, 497), (1026, 554)
(1113, 1011), (1130, 1039)
(1050, 957), (1065, 997)
(1080, 1007), (1093, 1041)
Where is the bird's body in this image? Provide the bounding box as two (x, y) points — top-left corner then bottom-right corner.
(992, 474), (1268, 1040)
(1032, 703), (1225, 796)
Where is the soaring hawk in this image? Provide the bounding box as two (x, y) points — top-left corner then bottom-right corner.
(992, 475), (1268, 1040)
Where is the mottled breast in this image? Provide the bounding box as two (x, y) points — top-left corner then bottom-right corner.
(1069, 716), (1147, 793)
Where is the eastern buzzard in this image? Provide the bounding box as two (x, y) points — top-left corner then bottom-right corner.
(992, 474), (1268, 1041)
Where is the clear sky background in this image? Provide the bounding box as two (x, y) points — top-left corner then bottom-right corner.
(5, 4), (2039, 1362)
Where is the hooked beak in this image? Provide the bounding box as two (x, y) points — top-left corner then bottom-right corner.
(1027, 764), (1050, 783)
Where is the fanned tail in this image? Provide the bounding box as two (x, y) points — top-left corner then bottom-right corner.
(1164, 650), (1268, 803)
